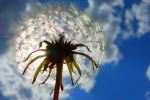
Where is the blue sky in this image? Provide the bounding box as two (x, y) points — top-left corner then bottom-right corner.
(0, 0), (150, 100)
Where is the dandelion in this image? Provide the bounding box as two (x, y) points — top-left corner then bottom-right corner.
(16, 4), (104, 100)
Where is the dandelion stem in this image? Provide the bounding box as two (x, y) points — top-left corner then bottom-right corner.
(53, 62), (63, 100)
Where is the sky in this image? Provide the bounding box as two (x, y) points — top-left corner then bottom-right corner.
(0, 0), (150, 100)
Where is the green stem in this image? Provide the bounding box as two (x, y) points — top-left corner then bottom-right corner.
(53, 63), (63, 100)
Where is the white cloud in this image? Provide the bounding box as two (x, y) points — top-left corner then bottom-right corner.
(0, 46), (50, 100)
(145, 65), (150, 100)
(143, 0), (150, 4)
(0, 46), (70, 100)
(146, 65), (150, 81)
(145, 91), (150, 100)
(87, 0), (124, 9)
(79, 76), (95, 92)
(87, 0), (150, 64)
(134, 2), (150, 34)
(86, 0), (122, 64)
(124, 0), (150, 39)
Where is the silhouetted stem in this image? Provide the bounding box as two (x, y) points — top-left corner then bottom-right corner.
(53, 63), (63, 100)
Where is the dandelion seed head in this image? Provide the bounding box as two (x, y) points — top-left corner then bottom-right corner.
(16, 4), (104, 90)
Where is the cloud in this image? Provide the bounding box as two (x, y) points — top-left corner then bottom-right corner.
(0, 46), (50, 100)
(145, 91), (150, 100)
(145, 65), (150, 100)
(143, 0), (150, 3)
(79, 75), (95, 92)
(123, 0), (150, 39)
(146, 65), (150, 81)
(0, 46), (70, 100)
(86, 0), (123, 64)
(86, 0), (150, 63)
